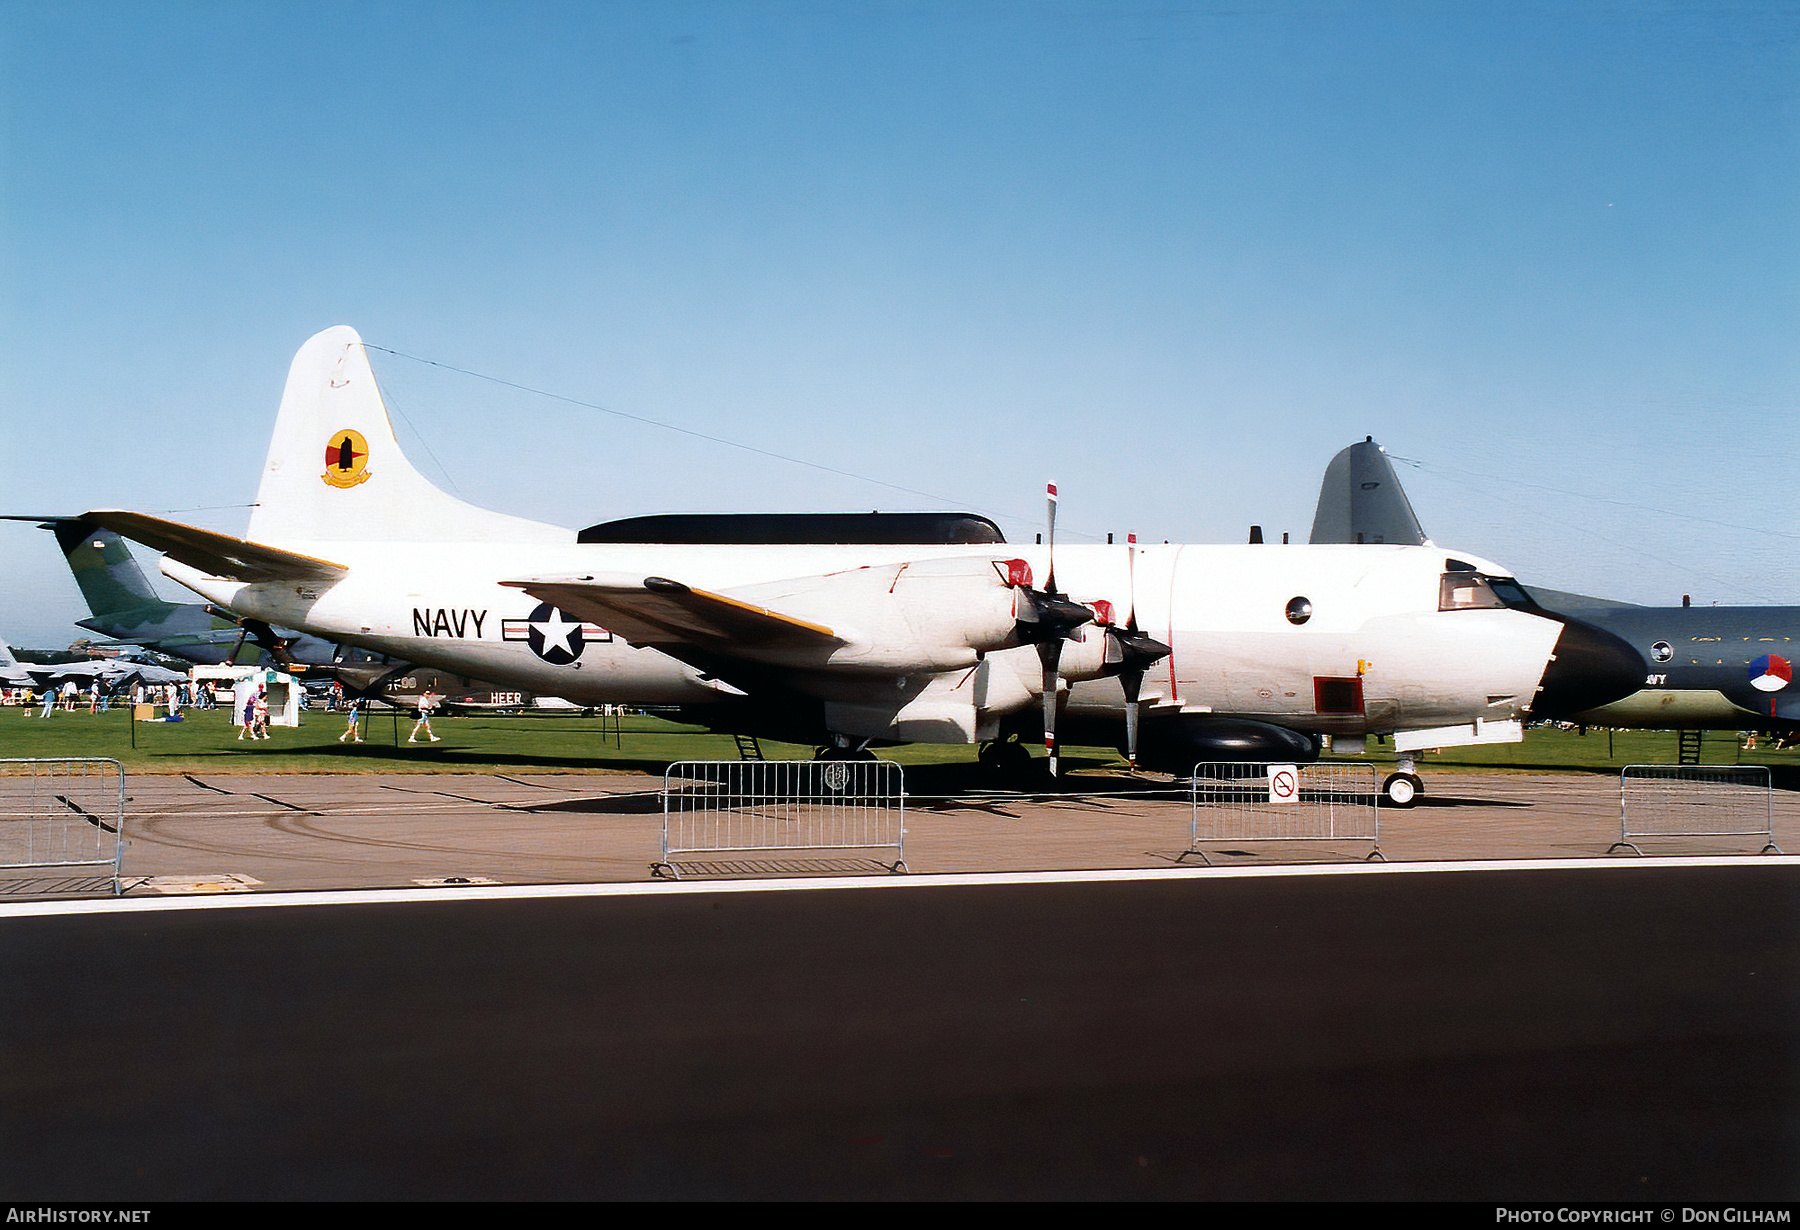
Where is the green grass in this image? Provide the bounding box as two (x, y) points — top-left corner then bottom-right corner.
(0, 703), (1787, 779)
(0, 705), (757, 776)
(0, 705), (1031, 778)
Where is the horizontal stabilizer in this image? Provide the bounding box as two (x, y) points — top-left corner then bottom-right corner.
(77, 511), (347, 584)
(503, 574), (843, 652)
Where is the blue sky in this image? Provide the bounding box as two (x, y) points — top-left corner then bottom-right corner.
(2, 1), (1796, 647)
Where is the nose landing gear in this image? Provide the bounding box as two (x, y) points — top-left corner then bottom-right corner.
(1381, 755), (1425, 808)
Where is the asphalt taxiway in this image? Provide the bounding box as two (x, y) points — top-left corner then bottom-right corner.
(59, 767), (1800, 891)
(3, 769), (1797, 1200)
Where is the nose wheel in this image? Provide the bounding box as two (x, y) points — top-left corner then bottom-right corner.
(1382, 772), (1424, 808)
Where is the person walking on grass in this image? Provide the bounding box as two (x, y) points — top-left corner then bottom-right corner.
(339, 698), (364, 744)
(409, 689), (441, 743)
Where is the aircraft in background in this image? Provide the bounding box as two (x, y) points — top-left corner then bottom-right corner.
(0, 639), (36, 688)
(3, 515), (452, 709)
(1309, 437), (1800, 747)
(3, 516), (385, 671)
(68, 327), (1640, 780)
(0, 635), (187, 693)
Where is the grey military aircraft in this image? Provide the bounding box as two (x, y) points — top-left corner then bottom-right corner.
(4, 517), (418, 705)
(7, 517), (350, 668)
(0, 634), (186, 693)
(1310, 438), (1800, 739)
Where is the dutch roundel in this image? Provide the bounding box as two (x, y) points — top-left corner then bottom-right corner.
(1748, 654), (1792, 693)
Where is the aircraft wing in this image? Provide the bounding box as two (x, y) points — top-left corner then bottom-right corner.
(503, 575), (845, 653)
(24, 659), (183, 687)
(75, 511), (347, 584)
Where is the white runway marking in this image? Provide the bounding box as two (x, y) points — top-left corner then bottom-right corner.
(2, 854), (1796, 920)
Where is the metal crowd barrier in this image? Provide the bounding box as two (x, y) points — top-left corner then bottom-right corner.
(1180, 761), (1381, 865)
(0, 758), (127, 895)
(1613, 764), (1781, 855)
(657, 759), (907, 878)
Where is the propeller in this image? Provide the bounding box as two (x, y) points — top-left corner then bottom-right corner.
(207, 604), (280, 668)
(242, 619), (297, 667)
(1007, 484), (1093, 777)
(225, 624), (253, 665)
(1098, 534), (1172, 770)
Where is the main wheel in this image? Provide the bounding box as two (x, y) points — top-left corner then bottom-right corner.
(814, 744), (876, 794)
(978, 738), (1034, 783)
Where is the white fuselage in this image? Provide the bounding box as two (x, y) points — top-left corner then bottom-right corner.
(164, 540), (1563, 744)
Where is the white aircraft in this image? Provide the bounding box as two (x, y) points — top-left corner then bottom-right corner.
(0, 639), (35, 688)
(71, 327), (1639, 793)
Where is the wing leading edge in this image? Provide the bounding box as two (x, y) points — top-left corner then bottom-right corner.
(74, 511), (348, 584)
(503, 575), (844, 653)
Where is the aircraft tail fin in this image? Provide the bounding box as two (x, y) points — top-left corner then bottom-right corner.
(1308, 437), (1432, 546)
(38, 518), (180, 624)
(0, 638), (18, 670)
(246, 327), (570, 546)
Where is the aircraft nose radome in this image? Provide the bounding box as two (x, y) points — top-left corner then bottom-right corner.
(1531, 617), (1646, 720)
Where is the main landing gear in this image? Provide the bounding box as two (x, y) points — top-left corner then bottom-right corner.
(811, 739), (878, 795)
(977, 736), (1037, 783)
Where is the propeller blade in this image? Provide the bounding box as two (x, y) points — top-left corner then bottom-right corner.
(1125, 534), (1138, 631)
(1121, 667), (1143, 769)
(243, 618), (295, 667)
(1038, 639), (1063, 777)
(1108, 534), (1166, 771)
(1032, 482), (1077, 779)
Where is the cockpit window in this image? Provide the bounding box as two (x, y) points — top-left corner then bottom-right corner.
(1439, 572), (1537, 612)
(1439, 573), (1507, 611)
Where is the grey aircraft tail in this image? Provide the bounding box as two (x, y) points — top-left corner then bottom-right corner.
(1305, 441), (1637, 612)
(1307, 437), (1431, 547)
